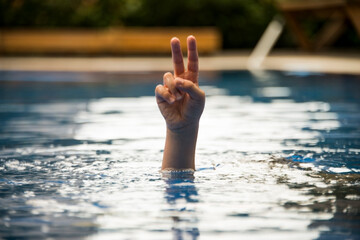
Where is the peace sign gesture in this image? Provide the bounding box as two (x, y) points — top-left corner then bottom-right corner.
(155, 36), (205, 132)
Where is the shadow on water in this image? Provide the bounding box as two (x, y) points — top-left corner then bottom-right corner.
(269, 157), (360, 239)
(162, 172), (200, 240)
(307, 173), (360, 240)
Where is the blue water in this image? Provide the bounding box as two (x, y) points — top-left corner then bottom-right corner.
(0, 70), (359, 239)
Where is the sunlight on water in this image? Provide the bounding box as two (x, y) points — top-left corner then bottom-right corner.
(75, 97), (163, 142)
(0, 71), (359, 239)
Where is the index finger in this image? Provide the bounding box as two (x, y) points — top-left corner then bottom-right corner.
(187, 35), (198, 74)
(171, 37), (185, 76)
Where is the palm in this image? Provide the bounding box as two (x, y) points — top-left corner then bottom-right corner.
(158, 85), (200, 130)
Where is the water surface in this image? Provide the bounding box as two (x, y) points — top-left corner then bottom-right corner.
(0, 70), (359, 239)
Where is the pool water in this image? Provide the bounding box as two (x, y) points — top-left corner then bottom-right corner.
(0, 70), (359, 240)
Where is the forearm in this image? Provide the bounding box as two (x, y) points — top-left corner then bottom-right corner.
(162, 124), (199, 170)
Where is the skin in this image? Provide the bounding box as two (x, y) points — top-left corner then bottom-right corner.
(155, 36), (205, 170)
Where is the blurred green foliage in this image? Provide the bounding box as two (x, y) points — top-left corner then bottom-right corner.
(1, 0), (358, 49)
(0, 0), (126, 28)
(123, 0), (277, 48)
(0, 0), (277, 48)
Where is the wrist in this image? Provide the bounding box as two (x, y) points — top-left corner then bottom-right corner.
(166, 124), (199, 144)
(166, 122), (199, 135)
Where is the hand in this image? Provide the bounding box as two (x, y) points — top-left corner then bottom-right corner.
(155, 36), (205, 132)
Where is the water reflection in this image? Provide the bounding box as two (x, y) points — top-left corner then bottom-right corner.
(162, 172), (200, 240)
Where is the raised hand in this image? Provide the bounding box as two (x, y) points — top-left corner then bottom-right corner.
(155, 36), (205, 132)
(155, 35), (205, 170)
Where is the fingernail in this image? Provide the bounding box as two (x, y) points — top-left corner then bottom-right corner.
(169, 96), (176, 103)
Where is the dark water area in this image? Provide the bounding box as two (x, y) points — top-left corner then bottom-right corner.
(0, 70), (359, 239)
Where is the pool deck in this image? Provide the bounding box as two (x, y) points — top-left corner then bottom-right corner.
(0, 50), (359, 74)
